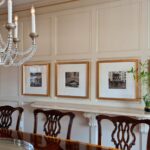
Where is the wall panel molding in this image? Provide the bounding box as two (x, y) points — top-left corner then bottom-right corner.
(97, 0), (141, 52)
(55, 8), (93, 55)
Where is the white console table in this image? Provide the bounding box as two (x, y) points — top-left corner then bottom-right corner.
(31, 101), (150, 118)
(31, 101), (150, 148)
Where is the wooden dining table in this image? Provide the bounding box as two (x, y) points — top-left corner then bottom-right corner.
(0, 129), (119, 150)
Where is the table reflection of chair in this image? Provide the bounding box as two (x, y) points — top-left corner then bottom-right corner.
(65, 141), (80, 150)
(33, 109), (75, 139)
(0, 129), (23, 141)
(44, 137), (63, 150)
(32, 133), (63, 150)
(0, 105), (23, 130)
(0, 129), (12, 138)
(96, 115), (150, 150)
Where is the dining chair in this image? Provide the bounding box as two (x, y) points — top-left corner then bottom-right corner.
(33, 109), (75, 139)
(96, 115), (150, 150)
(0, 105), (23, 130)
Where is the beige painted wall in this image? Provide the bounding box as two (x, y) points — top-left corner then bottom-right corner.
(0, 0), (149, 149)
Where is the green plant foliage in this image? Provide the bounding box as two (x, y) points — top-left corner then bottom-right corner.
(128, 61), (150, 107)
(143, 94), (150, 107)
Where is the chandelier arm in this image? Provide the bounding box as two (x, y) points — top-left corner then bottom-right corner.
(6, 45), (37, 66)
(1, 36), (37, 66)
(2, 32), (15, 65)
(11, 44), (37, 56)
(3, 52), (12, 65)
(0, 32), (12, 53)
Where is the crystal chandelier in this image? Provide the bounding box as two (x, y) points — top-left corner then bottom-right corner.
(0, 0), (38, 66)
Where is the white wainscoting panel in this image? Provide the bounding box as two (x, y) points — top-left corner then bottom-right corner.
(22, 17), (31, 52)
(98, 0), (140, 52)
(55, 9), (93, 55)
(35, 15), (52, 56)
(0, 67), (19, 98)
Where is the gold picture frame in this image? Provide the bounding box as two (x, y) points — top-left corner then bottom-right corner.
(55, 61), (89, 98)
(22, 63), (50, 96)
(96, 59), (139, 101)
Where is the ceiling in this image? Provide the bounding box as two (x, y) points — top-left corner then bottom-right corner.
(0, 0), (116, 13)
(1, 0), (78, 9)
(13, 0), (40, 5)
(13, 0), (68, 6)
(2, 0), (115, 8)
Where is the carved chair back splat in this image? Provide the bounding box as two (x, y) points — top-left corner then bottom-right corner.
(96, 115), (150, 150)
(33, 109), (75, 139)
(0, 105), (23, 130)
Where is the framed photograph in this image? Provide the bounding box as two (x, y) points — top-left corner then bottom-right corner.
(55, 61), (89, 98)
(22, 63), (50, 96)
(97, 59), (139, 101)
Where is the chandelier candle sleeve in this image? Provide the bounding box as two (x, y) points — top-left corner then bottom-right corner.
(31, 6), (36, 33)
(14, 15), (18, 38)
(8, 0), (12, 24)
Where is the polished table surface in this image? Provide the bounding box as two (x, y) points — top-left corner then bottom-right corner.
(0, 129), (119, 150)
